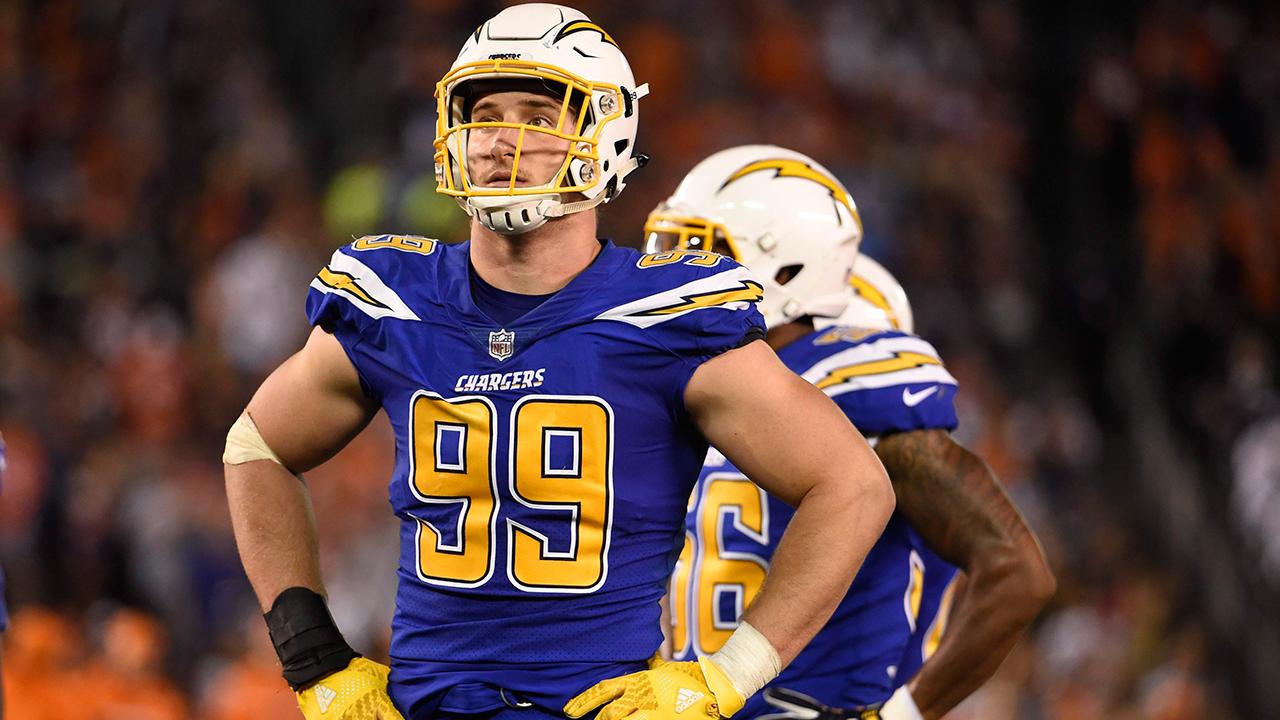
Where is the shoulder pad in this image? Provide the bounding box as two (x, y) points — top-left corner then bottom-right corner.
(799, 332), (956, 396)
(307, 240), (432, 327)
(594, 262), (763, 329)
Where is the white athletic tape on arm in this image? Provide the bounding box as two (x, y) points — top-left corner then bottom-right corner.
(223, 413), (287, 467)
(708, 620), (782, 701)
(879, 685), (924, 720)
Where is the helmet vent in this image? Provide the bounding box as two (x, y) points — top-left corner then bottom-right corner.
(615, 139), (629, 155)
(775, 264), (803, 286)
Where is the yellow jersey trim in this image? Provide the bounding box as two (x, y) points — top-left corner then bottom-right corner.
(316, 267), (388, 309)
(814, 351), (943, 390)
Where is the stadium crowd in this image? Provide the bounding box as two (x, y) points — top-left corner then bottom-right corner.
(1, 1), (1276, 718)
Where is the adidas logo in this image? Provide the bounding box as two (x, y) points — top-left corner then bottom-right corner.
(675, 688), (705, 713)
(315, 684), (337, 714)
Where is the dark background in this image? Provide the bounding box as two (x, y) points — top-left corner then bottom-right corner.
(1, 1), (1278, 718)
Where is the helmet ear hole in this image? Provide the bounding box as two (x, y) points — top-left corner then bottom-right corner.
(775, 264), (803, 286)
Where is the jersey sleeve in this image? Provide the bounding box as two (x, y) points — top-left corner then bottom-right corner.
(305, 241), (426, 397)
(680, 263), (768, 359)
(799, 332), (959, 435)
(306, 243), (424, 331)
(592, 258), (767, 410)
(593, 261), (766, 356)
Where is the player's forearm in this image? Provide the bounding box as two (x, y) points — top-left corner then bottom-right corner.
(877, 430), (1055, 719)
(225, 459), (327, 611)
(742, 454), (894, 667)
(906, 533), (1053, 718)
(687, 343), (894, 666)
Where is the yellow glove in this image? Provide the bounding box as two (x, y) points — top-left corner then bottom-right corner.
(564, 656), (745, 720)
(296, 657), (405, 720)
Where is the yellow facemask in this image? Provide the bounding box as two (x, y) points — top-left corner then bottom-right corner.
(643, 210), (742, 260)
(434, 59), (626, 201)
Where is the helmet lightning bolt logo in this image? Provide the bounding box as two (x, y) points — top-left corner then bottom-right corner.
(719, 159), (862, 229)
(553, 21), (619, 48)
(848, 274), (900, 329)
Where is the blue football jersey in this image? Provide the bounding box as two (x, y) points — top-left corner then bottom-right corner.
(669, 326), (959, 715)
(304, 237), (765, 718)
(895, 545), (959, 683)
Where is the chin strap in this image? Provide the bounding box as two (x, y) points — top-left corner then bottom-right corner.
(544, 154), (650, 219)
(544, 192), (608, 219)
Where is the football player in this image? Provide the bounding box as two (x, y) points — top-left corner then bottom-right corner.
(223, 7), (895, 720)
(830, 257), (966, 697)
(648, 145), (1056, 720)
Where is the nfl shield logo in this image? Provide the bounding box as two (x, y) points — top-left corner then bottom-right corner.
(488, 329), (515, 361)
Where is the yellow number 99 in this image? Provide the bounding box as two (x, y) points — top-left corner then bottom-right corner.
(408, 392), (614, 594)
(508, 397), (613, 593)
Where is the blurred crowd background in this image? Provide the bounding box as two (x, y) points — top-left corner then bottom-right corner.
(0, 0), (1278, 718)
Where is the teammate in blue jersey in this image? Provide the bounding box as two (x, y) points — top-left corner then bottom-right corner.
(646, 145), (1056, 720)
(223, 7), (895, 720)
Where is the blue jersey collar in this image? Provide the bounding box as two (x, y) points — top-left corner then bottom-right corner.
(440, 239), (630, 355)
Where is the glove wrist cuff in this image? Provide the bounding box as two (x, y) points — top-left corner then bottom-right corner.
(879, 685), (923, 720)
(706, 620), (782, 712)
(264, 587), (360, 690)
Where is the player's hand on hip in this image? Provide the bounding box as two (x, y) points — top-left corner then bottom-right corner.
(759, 687), (884, 720)
(296, 658), (405, 720)
(564, 657), (745, 720)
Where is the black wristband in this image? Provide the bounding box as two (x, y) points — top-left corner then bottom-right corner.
(263, 587), (360, 690)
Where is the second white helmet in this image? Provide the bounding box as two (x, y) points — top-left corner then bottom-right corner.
(646, 145), (863, 328)
(816, 254), (915, 334)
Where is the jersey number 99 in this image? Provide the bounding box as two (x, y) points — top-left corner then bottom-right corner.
(408, 392), (613, 594)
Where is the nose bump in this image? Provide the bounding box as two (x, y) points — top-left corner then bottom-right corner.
(489, 126), (519, 158)
(494, 124), (520, 144)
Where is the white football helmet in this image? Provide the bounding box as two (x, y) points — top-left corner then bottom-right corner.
(815, 253), (915, 334)
(435, 4), (649, 235)
(645, 145), (863, 328)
